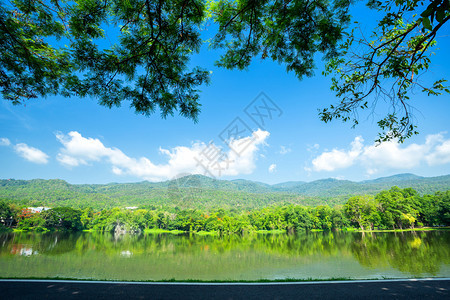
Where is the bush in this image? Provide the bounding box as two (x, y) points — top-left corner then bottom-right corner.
(0, 224), (12, 232)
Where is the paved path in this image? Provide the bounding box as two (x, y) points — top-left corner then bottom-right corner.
(0, 279), (449, 299)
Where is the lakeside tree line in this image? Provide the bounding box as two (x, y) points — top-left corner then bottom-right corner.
(1, 187), (449, 234)
(1, 176), (449, 211)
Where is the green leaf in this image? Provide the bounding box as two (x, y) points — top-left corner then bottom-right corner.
(436, 9), (445, 23)
(420, 6), (434, 18)
(422, 17), (432, 30)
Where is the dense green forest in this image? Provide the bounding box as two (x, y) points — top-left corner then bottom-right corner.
(1, 187), (449, 234)
(0, 174), (449, 211)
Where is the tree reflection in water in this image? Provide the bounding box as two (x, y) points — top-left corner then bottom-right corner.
(0, 230), (449, 280)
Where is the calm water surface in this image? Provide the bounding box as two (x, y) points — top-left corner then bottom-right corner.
(0, 231), (449, 281)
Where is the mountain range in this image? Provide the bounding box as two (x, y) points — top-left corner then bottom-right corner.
(165, 173), (450, 196)
(0, 173), (448, 210)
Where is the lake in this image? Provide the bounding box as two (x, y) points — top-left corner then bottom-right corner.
(0, 230), (449, 281)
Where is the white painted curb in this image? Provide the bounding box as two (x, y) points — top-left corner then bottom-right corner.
(0, 278), (449, 285)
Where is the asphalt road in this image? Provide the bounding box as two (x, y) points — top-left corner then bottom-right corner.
(0, 279), (449, 299)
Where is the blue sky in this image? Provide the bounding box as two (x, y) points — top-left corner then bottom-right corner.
(1, 4), (449, 184)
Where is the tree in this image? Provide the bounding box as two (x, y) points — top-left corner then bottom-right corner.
(312, 205), (333, 230)
(17, 208), (46, 229)
(0, 200), (16, 228)
(42, 207), (83, 231)
(0, 0), (210, 119)
(400, 212), (416, 229)
(322, 0), (450, 142)
(80, 207), (94, 229)
(375, 186), (418, 229)
(434, 190), (450, 225)
(208, 0), (349, 75)
(0, 200), (12, 219)
(3, 1), (447, 140)
(344, 195), (377, 230)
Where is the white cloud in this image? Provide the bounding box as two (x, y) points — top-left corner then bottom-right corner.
(307, 143), (320, 152)
(268, 164), (277, 173)
(56, 130), (269, 181)
(426, 139), (450, 165)
(309, 136), (363, 172)
(307, 133), (450, 174)
(56, 131), (107, 166)
(14, 143), (49, 164)
(279, 146), (291, 155)
(57, 153), (82, 167)
(0, 138), (10, 146)
(361, 139), (429, 170)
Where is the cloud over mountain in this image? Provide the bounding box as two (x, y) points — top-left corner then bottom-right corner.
(56, 130), (270, 181)
(307, 133), (450, 174)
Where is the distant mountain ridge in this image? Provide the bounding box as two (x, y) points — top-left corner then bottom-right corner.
(0, 173), (448, 210)
(279, 173), (449, 196)
(361, 173), (423, 183)
(157, 173), (450, 196)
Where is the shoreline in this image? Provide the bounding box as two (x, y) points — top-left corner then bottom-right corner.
(7, 226), (450, 234)
(1, 276), (449, 283)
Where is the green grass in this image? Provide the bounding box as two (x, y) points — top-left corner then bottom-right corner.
(358, 227), (450, 233)
(143, 228), (185, 234)
(342, 227), (358, 232)
(0, 276), (416, 282)
(12, 227), (52, 233)
(255, 229), (286, 234)
(9, 226), (450, 235)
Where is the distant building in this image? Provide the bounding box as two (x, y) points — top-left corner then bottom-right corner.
(27, 207), (51, 213)
(0, 216), (14, 227)
(125, 206), (138, 210)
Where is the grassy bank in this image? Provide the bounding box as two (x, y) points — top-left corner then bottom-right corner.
(357, 227), (450, 233)
(143, 228), (185, 234)
(0, 276), (420, 283)
(5, 226), (450, 235)
(255, 229), (286, 234)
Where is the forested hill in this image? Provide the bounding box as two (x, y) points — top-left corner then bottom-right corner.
(0, 174), (448, 210)
(275, 174), (450, 197)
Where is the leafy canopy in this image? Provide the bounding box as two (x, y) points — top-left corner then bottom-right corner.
(0, 0), (448, 140)
(322, 0), (450, 142)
